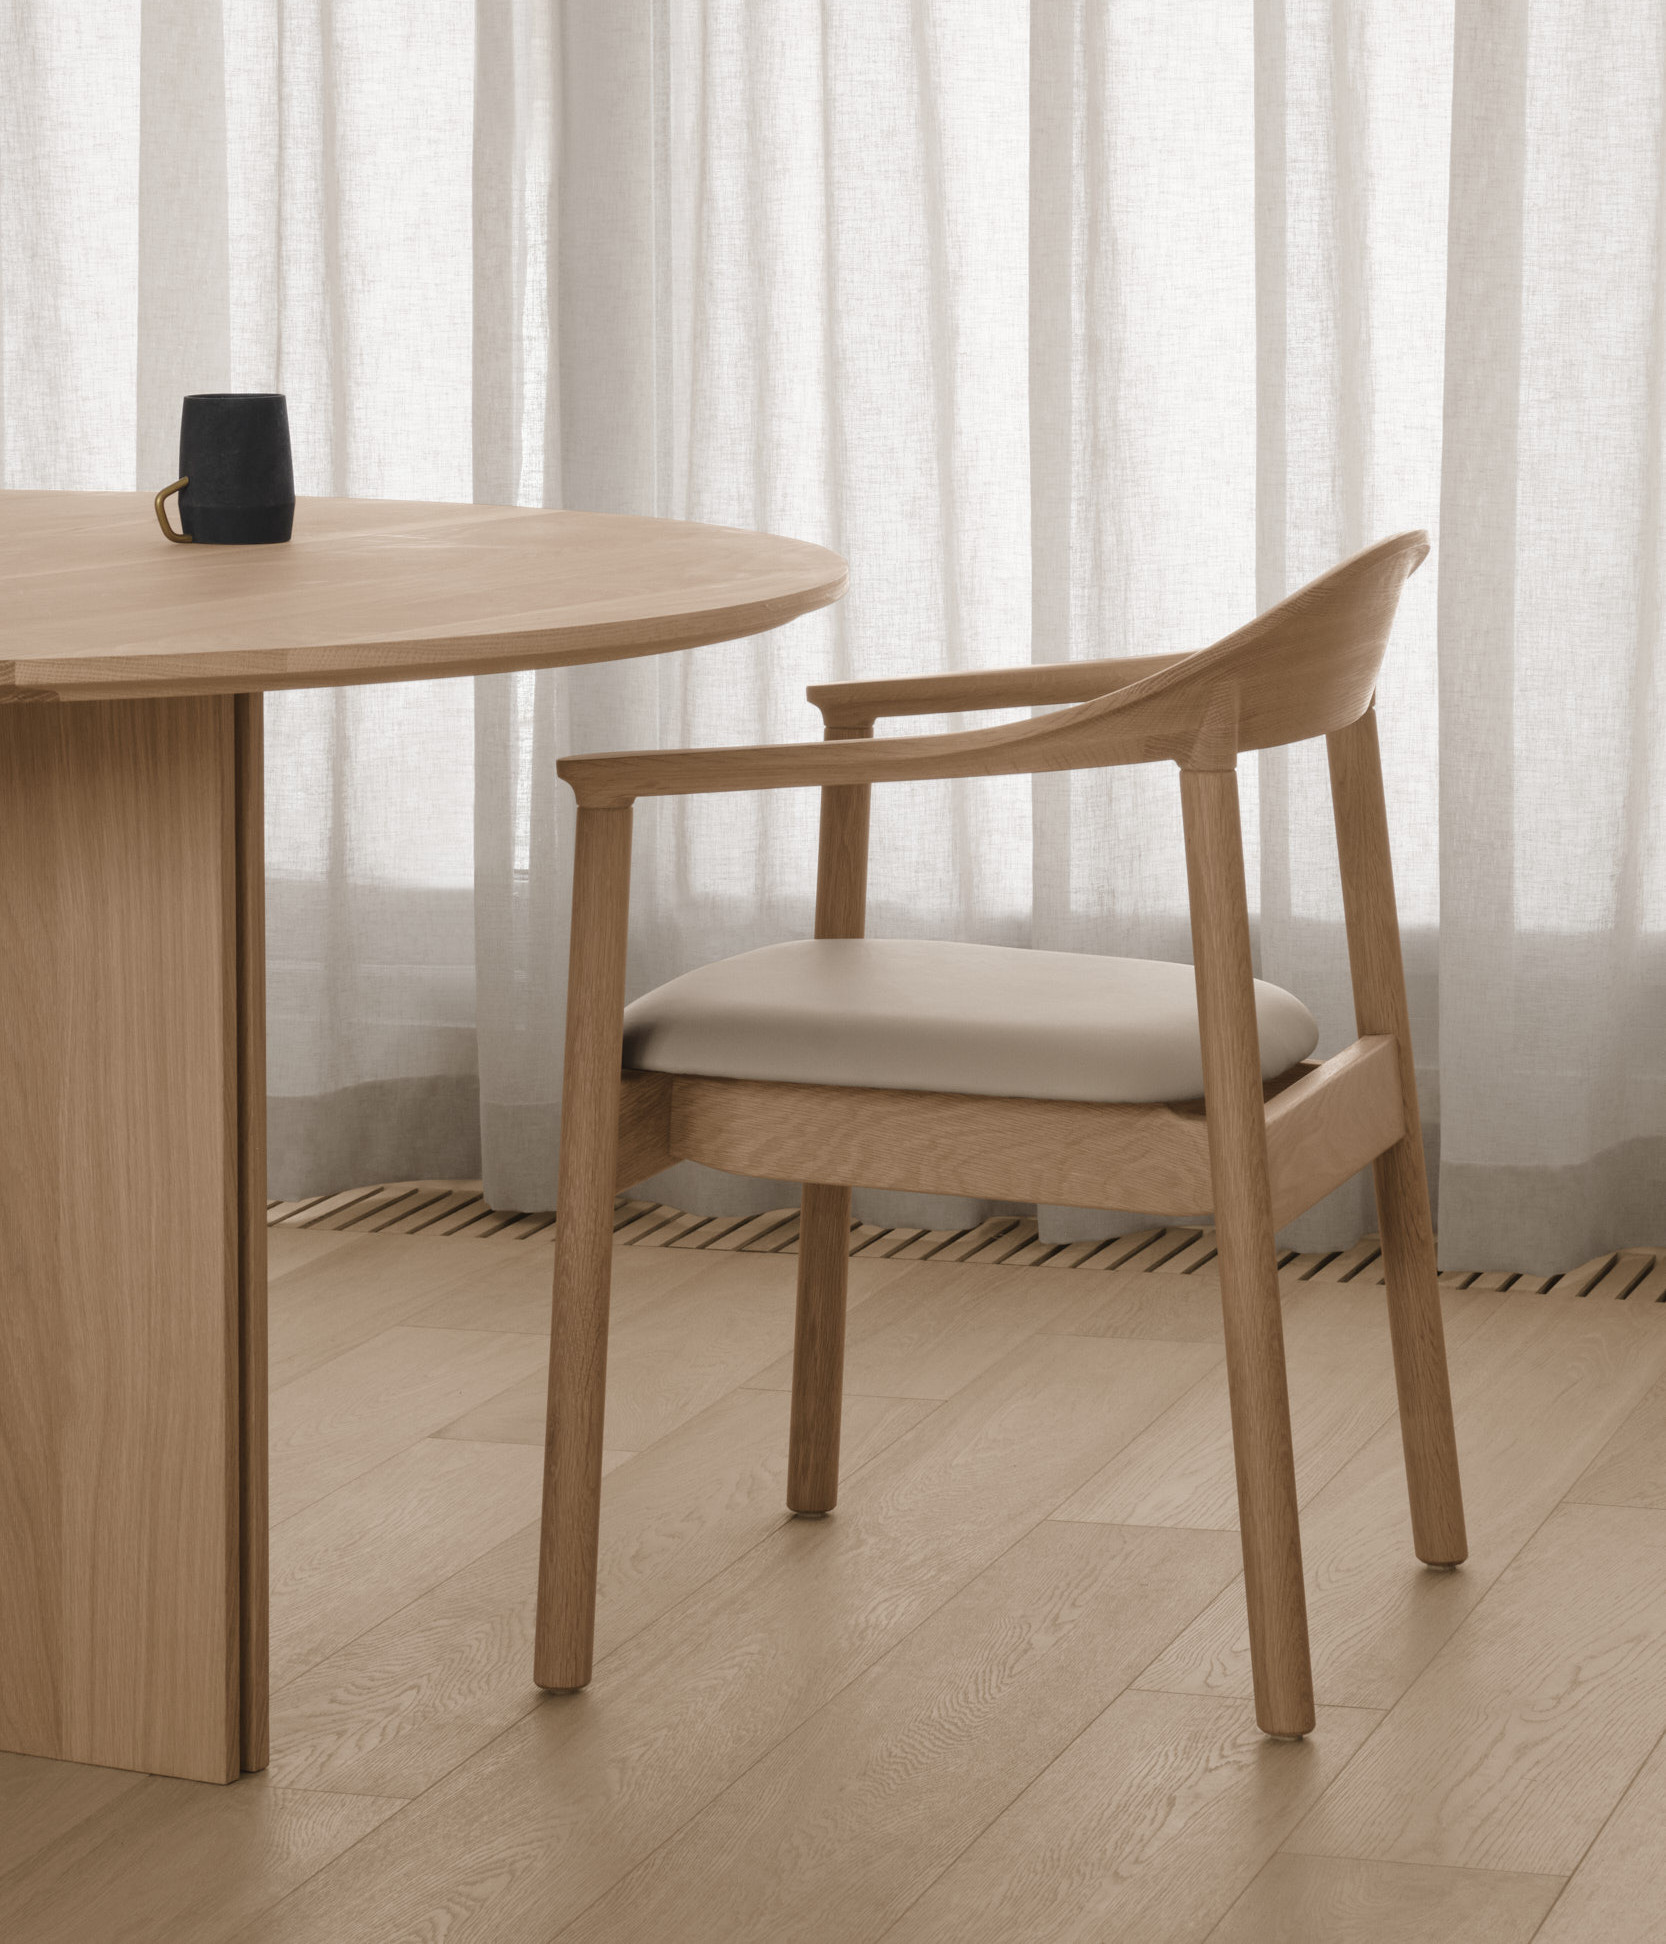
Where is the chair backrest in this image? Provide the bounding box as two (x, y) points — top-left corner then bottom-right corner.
(554, 532), (1430, 806)
(1052, 530), (1429, 769)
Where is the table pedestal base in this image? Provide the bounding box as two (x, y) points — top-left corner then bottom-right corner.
(0, 694), (266, 1784)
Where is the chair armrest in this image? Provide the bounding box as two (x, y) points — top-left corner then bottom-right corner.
(558, 714), (1075, 807)
(560, 642), (1251, 808)
(806, 653), (1191, 728)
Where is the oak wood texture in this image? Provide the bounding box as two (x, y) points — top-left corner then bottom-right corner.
(1054, 1278), (1503, 1537)
(1287, 1502), (1666, 1874)
(1565, 1374), (1666, 1510)
(257, 1328), (1224, 1943)
(535, 805), (634, 1691)
(786, 1184), (851, 1511)
(558, 1521), (1245, 1944)
(613, 1068), (674, 1190)
(1329, 708), (1467, 1566)
(236, 693), (270, 1772)
(1532, 1727), (1666, 1944)
(1182, 765), (1313, 1736)
(7, 1229), (1666, 1941)
(535, 532), (1463, 1743)
(1137, 1291), (1666, 1713)
(0, 1773), (403, 1944)
(0, 494), (845, 1791)
(656, 1038), (1400, 1217)
(806, 649), (1190, 727)
(0, 697), (244, 1785)
(557, 530), (1429, 805)
(0, 491), (848, 700)
(885, 1693), (1382, 1944)
(1206, 1852), (1563, 1944)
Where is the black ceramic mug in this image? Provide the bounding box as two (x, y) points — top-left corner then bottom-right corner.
(154, 393), (295, 544)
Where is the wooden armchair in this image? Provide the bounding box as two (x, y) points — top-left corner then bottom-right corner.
(533, 530), (1465, 1740)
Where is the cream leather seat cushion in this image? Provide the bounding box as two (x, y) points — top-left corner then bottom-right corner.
(621, 939), (1319, 1105)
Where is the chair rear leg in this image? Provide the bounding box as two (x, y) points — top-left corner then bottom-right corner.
(1326, 711), (1466, 1567)
(1216, 1208), (1316, 1738)
(788, 1183), (851, 1514)
(535, 1195), (615, 1690)
(1374, 1141), (1467, 1565)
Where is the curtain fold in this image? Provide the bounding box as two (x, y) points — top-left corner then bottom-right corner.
(3, 0), (1662, 1268)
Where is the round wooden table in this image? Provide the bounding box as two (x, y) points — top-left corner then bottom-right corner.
(0, 491), (846, 1784)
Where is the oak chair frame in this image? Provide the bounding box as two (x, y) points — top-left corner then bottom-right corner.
(534, 531), (1466, 1739)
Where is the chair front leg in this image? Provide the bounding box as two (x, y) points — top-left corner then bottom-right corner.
(1182, 766), (1315, 1739)
(535, 804), (634, 1693)
(788, 1183), (851, 1512)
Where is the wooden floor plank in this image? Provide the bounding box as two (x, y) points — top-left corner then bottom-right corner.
(1045, 1262), (1228, 1343)
(1564, 1374), (1666, 1510)
(1042, 1251), (1364, 1347)
(13, 1216), (1666, 1941)
(1204, 1852), (1563, 1943)
(268, 1234), (511, 1388)
(238, 1331), (1220, 1943)
(748, 1257), (1080, 1402)
(267, 1388), (931, 1798)
(267, 1225), (361, 1280)
(879, 1692), (1380, 1944)
(558, 1522), (1243, 1944)
(1055, 1283), (1501, 1532)
(404, 1232), (711, 1335)
(433, 1251), (791, 1450)
(1530, 1726), (1666, 1943)
(1286, 1503), (1666, 1873)
(1135, 1291), (1666, 1710)
(269, 1326), (548, 1525)
(270, 1439), (544, 1690)
(0, 1776), (402, 1944)
(436, 1251), (919, 1447)
(0, 1750), (144, 1879)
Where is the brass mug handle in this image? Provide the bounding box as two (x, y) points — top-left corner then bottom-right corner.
(154, 476), (193, 543)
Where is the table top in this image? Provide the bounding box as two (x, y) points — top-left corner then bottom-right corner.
(0, 492), (848, 701)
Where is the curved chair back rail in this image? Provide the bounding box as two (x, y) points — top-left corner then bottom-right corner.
(533, 530), (1465, 1755)
(557, 529), (1429, 805)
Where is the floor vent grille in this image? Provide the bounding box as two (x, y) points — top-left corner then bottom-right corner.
(265, 1183), (1666, 1298)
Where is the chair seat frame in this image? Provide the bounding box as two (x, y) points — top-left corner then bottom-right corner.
(531, 532), (1467, 1741)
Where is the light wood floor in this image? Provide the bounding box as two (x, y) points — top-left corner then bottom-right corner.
(5, 1215), (1666, 1942)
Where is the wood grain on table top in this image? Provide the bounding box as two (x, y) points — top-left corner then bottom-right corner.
(0, 492), (848, 701)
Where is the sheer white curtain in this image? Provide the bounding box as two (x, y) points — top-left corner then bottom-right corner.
(3, 0), (1662, 1269)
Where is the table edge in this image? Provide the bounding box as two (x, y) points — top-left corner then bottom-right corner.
(0, 570), (848, 702)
